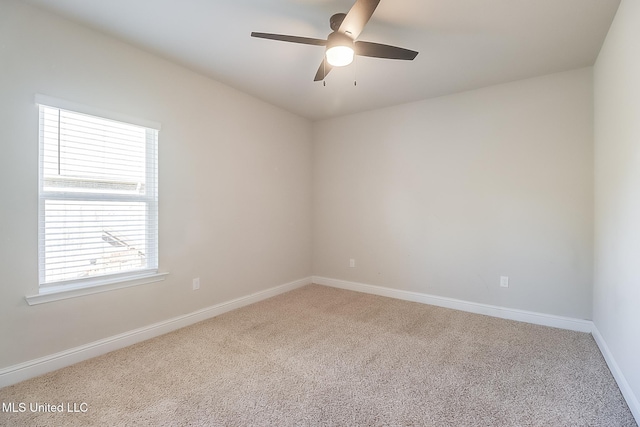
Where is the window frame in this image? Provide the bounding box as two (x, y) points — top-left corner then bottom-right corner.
(28, 95), (165, 305)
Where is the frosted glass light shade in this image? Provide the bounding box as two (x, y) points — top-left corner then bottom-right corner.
(326, 45), (354, 67)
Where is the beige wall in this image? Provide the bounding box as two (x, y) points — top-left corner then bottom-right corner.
(0, 0), (312, 368)
(313, 68), (594, 319)
(594, 0), (640, 412)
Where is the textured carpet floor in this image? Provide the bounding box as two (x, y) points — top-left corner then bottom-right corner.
(0, 284), (636, 426)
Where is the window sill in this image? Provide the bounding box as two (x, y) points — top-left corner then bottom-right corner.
(25, 272), (169, 306)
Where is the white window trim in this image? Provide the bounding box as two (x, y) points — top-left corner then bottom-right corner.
(34, 94), (161, 131)
(25, 272), (169, 306)
(30, 94), (166, 305)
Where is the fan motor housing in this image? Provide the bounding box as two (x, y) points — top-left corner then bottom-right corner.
(329, 13), (347, 31)
(326, 31), (354, 50)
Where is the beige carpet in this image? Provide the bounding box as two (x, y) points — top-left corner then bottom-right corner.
(0, 284), (636, 426)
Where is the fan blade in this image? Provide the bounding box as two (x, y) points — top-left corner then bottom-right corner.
(338, 0), (381, 39)
(251, 32), (326, 46)
(314, 58), (333, 81)
(355, 41), (418, 60)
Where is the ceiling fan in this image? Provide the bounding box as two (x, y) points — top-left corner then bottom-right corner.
(251, 0), (418, 82)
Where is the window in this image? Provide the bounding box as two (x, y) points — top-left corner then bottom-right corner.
(37, 96), (160, 295)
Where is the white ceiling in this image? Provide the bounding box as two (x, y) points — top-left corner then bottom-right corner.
(23, 0), (620, 121)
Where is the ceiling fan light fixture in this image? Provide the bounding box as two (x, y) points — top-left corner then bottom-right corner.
(250, 0), (419, 81)
(326, 45), (354, 67)
(325, 32), (355, 67)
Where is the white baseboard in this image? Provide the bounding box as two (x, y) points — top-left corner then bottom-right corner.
(0, 277), (311, 388)
(312, 276), (593, 333)
(592, 325), (640, 423)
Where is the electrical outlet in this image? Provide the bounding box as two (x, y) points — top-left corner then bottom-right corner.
(192, 277), (200, 290)
(349, 258), (355, 268)
(500, 276), (509, 288)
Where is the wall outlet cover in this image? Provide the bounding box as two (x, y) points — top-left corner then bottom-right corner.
(500, 276), (509, 288)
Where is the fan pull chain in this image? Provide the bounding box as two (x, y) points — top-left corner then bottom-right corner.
(323, 58), (326, 87)
(354, 54), (357, 86)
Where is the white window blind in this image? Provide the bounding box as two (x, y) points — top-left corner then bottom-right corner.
(38, 101), (159, 291)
